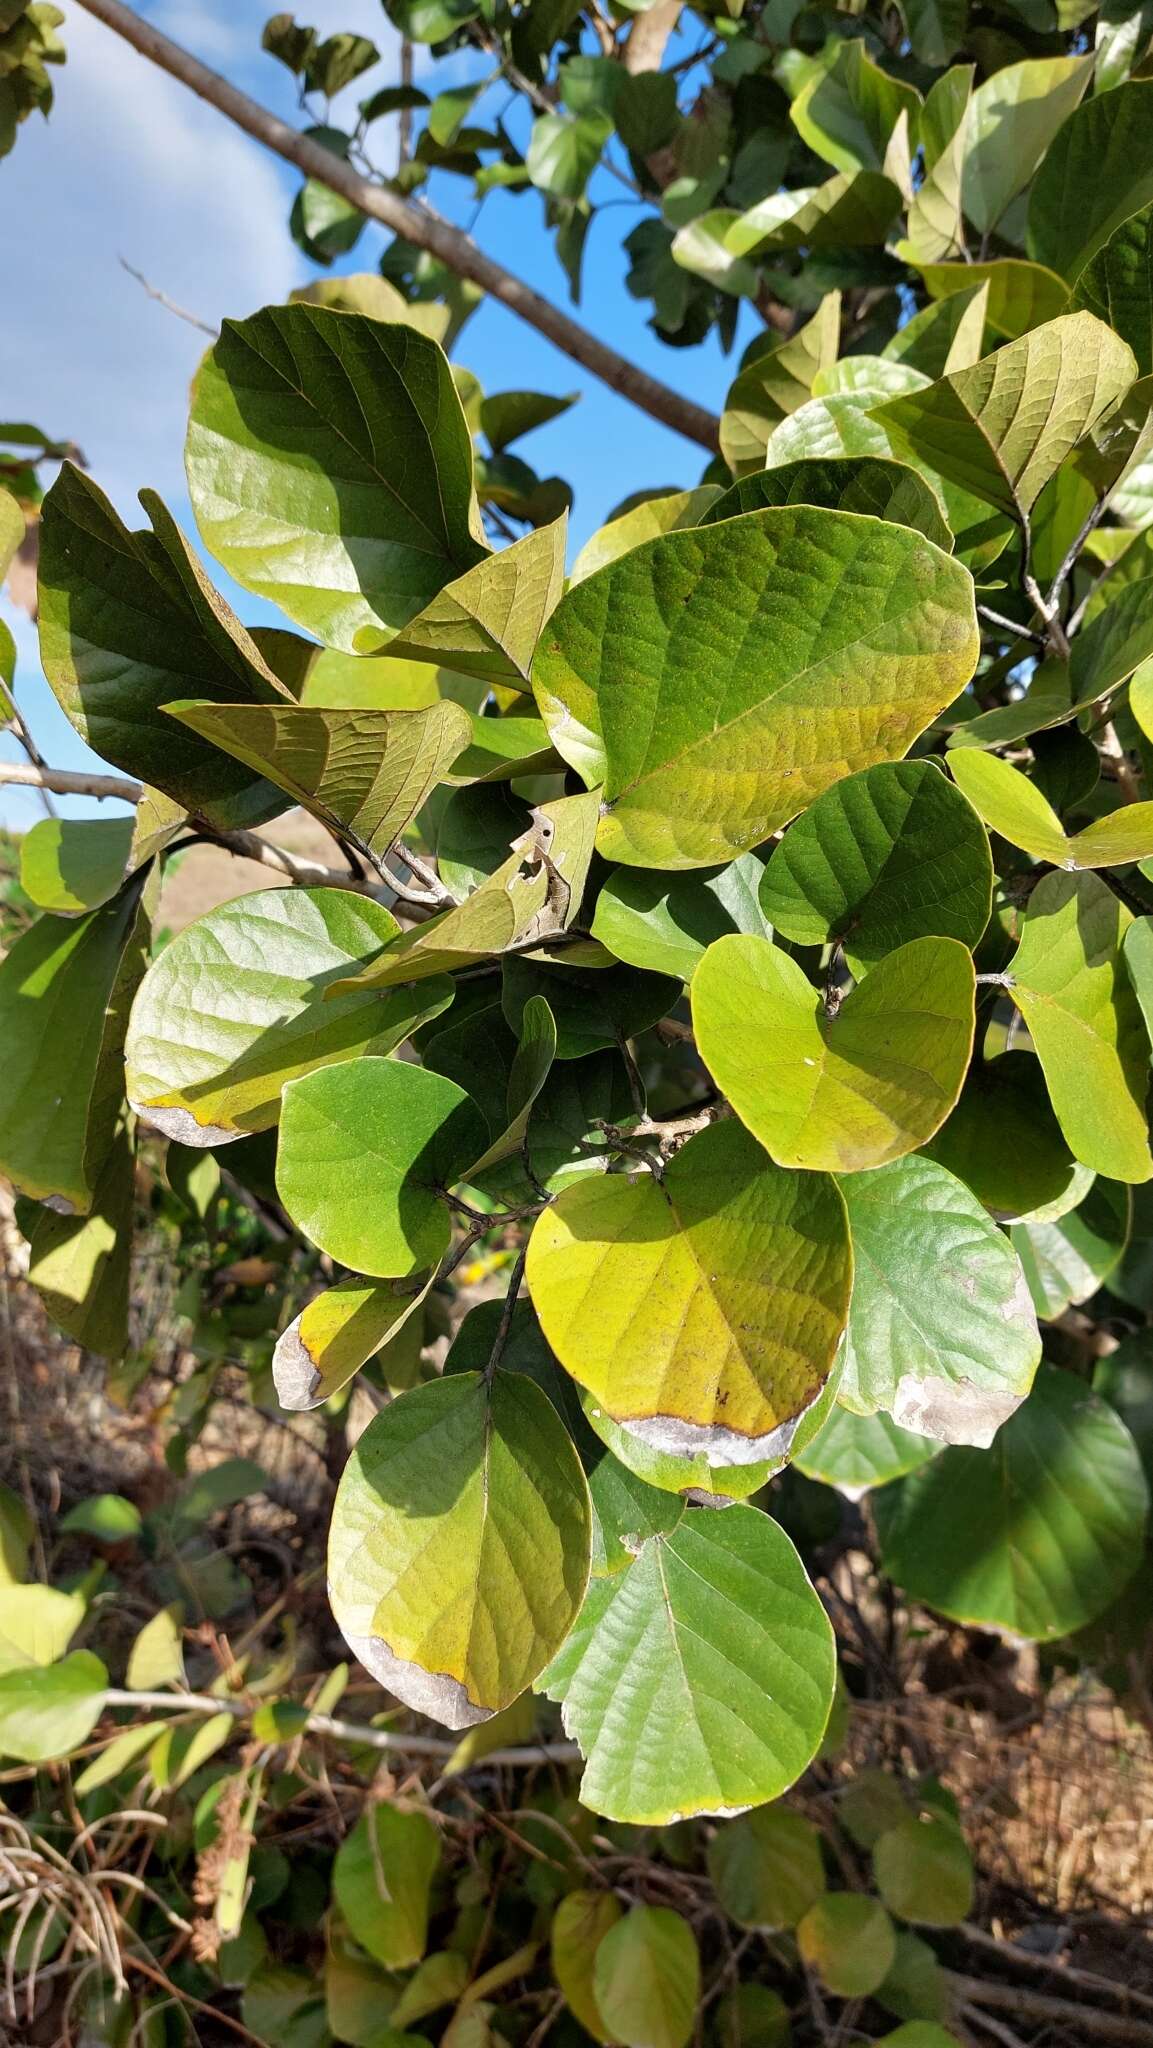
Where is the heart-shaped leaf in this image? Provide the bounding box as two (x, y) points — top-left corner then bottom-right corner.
(533, 508), (977, 869)
(277, 1060), (487, 1276)
(1007, 870), (1152, 1183)
(328, 1372), (591, 1725)
(692, 935), (976, 1173)
(950, 748), (1153, 867)
(759, 760), (992, 975)
(836, 1156), (1040, 1444)
(527, 1118), (851, 1466)
(126, 889), (451, 1146)
(874, 1363), (1148, 1637)
(185, 305), (487, 652)
(537, 1505), (835, 1822)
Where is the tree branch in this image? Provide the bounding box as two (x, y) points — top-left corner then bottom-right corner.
(0, 760), (142, 802)
(72, 0), (721, 452)
(98, 1688), (580, 1767)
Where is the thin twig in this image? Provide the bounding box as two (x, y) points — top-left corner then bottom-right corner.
(96, 1689), (580, 1765)
(0, 760), (142, 801)
(118, 257), (217, 337)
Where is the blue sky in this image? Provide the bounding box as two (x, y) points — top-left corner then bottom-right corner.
(2, 0), (750, 829)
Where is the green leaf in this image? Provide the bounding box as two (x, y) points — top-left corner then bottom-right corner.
(836, 1156), (1039, 1445)
(1012, 1180), (1130, 1318)
(726, 171), (902, 257)
(433, 784), (525, 897)
(874, 1363), (1148, 1637)
(704, 458), (953, 550)
(719, 295), (842, 476)
(467, 995), (558, 1177)
(533, 508), (977, 869)
(0, 1650), (109, 1763)
(876, 1933), (952, 2026)
(0, 1585), (85, 1673)
(591, 855), (770, 980)
(884, 284), (988, 379)
(1007, 870), (1152, 1183)
(578, 1389), (794, 1506)
(790, 40), (921, 177)
(873, 1816), (973, 1928)
(20, 816), (136, 917)
(902, 66), (970, 265)
(962, 56), (1092, 238)
(1075, 202), (1153, 374)
(692, 935), (976, 1173)
(527, 110), (611, 199)
(0, 880), (150, 1211)
(327, 1372), (591, 1725)
(273, 1272), (434, 1411)
(716, 1984), (791, 2048)
(0, 485), (22, 577)
(538, 1505), (835, 1822)
(444, 710), (562, 784)
(385, 517), (568, 687)
(551, 1891), (621, 2043)
(527, 1118), (852, 1465)
(1029, 80), (1153, 282)
(923, 1050), (1081, 1223)
(794, 1404), (941, 1494)
(73, 1719), (163, 1797)
(570, 488), (723, 585)
(37, 468), (290, 828)
(950, 747), (1153, 866)
(165, 700), (473, 857)
(28, 1121), (135, 1356)
(185, 305), (487, 654)
(912, 258), (1069, 342)
(502, 953), (678, 1059)
(874, 313), (1137, 518)
(797, 1894), (896, 1997)
(708, 1806), (826, 1930)
(126, 888), (450, 1147)
(59, 1495), (142, 1543)
(333, 1805), (441, 1969)
(592, 1908), (699, 2048)
(277, 1061), (487, 1277)
(126, 1603), (185, 1691)
(1095, 1331), (1153, 1487)
(669, 212), (760, 299)
(759, 761), (992, 975)
(481, 391), (579, 453)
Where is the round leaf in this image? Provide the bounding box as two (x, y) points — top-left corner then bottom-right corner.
(835, 1156), (1040, 1446)
(873, 1816), (973, 1927)
(277, 1060), (487, 1277)
(873, 1363), (1149, 1638)
(537, 1505), (836, 1823)
(527, 1119), (852, 1466)
(328, 1372), (591, 1726)
(532, 508), (978, 869)
(0, 1650), (109, 1763)
(796, 1893), (896, 1997)
(126, 888), (451, 1147)
(708, 1806), (826, 1930)
(332, 1805), (441, 1969)
(551, 1891), (622, 2042)
(795, 1404), (941, 1495)
(592, 1908), (699, 2048)
(759, 760), (992, 974)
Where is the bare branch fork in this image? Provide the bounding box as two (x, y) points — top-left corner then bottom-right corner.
(71, 0), (721, 452)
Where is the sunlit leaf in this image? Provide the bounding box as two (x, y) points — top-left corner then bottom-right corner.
(538, 1505), (835, 1822)
(328, 1372), (590, 1725)
(527, 1118), (852, 1466)
(949, 747), (1153, 866)
(273, 1271), (434, 1411)
(692, 934), (975, 1173)
(533, 508), (977, 868)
